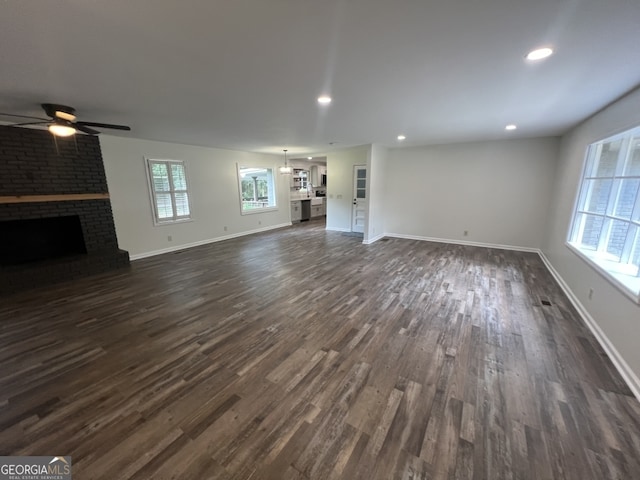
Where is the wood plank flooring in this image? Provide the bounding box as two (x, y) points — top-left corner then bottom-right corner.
(1, 220), (640, 479)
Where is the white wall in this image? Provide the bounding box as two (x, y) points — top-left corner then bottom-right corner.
(364, 144), (388, 243)
(543, 87), (640, 392)
(100, 135), (290, 258)
(384, 137), (560, 250)
(325, 145), (369, 232)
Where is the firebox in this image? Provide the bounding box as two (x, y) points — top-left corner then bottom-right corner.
(0, 215), (87, 266)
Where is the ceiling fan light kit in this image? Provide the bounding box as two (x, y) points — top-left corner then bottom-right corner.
(48, 122), (76, 137)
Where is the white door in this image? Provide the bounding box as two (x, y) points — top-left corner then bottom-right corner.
(351, 165), (367, 233)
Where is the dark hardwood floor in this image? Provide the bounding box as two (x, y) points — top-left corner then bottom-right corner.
(1, 220), (640, 479)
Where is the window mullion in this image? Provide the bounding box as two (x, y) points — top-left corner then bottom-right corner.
(619, 223), (635, 265)
(152, 160), (166, 223)
(166, 161), (178, 220)
(605, 137), (628, 216)
(575, 212), (587, 244)
(630, 176), (640, 224)
(596, 217), (611, 253)
(581, 177), (595, 214)
(588, 143), (602, 177)
(608, 178), (622, 217)
(615, 137), (631, 175)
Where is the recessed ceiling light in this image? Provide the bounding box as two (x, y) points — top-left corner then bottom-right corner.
(308, 156), (313, 160)
(505, 124), (517, 131)
(317, 96), (332, 105)
(526, 47), (553, 61)
(397, 135), (406, 141)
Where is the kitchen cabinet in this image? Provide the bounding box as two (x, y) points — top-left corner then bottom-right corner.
(290, 201), (301, 222)
(310, 165), (327, 186)
(310, 198), (325, 218)
(311, 204), (323, 218)
(291, 169), (309, 190)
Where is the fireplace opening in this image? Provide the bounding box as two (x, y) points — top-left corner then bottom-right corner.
(0, 215), (87, 266)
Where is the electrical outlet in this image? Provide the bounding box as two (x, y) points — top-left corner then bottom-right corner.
(167, 235), (172, 242)
(588, 288), (594, 300)
(224, 226), (228, 231)
(258, 220), (262, 225)
(463, 230), (468, 236)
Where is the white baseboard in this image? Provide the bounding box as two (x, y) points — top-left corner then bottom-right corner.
(325, 226), (352, 233)
(538, 252), (640, 401)
(363, 233), (385, 245)
(384, 232), (540, 253)
(129, 222), (291, 260)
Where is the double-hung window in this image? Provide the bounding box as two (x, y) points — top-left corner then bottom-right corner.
(568, 125), (640, 301)
(146, 159), (192, 224)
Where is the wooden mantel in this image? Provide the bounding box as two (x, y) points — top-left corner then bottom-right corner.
(0, 193), (110, 204)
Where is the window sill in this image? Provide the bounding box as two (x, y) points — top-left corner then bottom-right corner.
(240, 206), (278, 216)
(153, 218), (193, 227)
(566, 242), (640, 304)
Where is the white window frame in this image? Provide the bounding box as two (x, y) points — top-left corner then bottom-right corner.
(145, 158), (193, 225)
(236, 163), (278, 215)
(567, 125), (640, 303)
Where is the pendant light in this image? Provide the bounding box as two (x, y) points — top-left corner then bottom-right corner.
(279, 149), (292, 174)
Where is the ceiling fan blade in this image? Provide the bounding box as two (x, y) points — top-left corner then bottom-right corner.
(0, 112), (49, 121)
(77, 121), (131, 131)
(9, 121), (50, 127)
(74, 124), (100, 135)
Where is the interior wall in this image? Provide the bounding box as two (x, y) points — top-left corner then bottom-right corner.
(364, 144), (388, 243)
(100, 135), (290, 258)
(325, 145), (369, 232)
(384, 137), (560, 250)
(543, 86), (640, 387)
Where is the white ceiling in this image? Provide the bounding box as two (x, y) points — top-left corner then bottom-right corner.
(1, 0), (639, 156)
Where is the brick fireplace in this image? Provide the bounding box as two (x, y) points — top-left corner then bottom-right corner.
(0, 125), (129, 294)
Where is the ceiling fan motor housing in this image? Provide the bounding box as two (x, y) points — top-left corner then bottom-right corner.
(42, 103), (76, 121)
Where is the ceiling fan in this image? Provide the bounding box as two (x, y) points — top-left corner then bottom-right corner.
(1, 103), (131, 137)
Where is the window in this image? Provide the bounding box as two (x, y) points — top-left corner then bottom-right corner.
(237, 165), (277, 214)
(568, 125), (640, 301)
(146, 159), (192, 224)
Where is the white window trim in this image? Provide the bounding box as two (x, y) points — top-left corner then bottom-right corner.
(145, 158), (194, 226)
(566, 126), (640, 304)
(236, 163), (278, 216)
